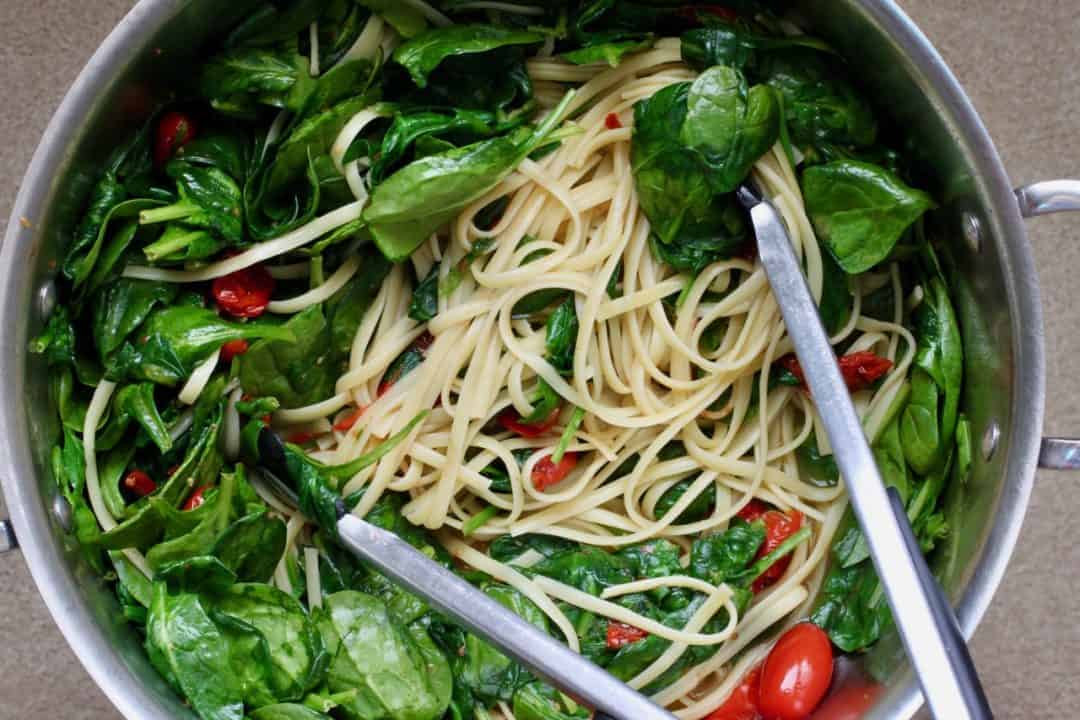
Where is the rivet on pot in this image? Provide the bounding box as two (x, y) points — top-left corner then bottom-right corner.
(51, 494), (72, 533)
(38, 280), (56, 319)
(962, 213), (982, 253)
(982, 421), (1001, 461)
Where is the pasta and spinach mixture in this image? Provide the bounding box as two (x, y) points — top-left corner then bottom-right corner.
(33, 1), (969, 719)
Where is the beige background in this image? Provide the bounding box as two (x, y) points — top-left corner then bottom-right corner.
(0, 1), (1077, 718)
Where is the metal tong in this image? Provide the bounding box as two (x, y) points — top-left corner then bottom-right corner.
(737, 183), (993, 720)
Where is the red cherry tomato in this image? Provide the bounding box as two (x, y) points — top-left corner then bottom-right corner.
(122, 469), (156, 498)
(753, 510), (804, 593)
(780, 352), (892, 394)
(677, 4), (738, 25)
(705, 666), (761, 720)
(182, 486), (209, 511)
(211, 265), (275, 319)
(287, 430), (318, 445)
(220, 338), (249, 362)
(809, 682), (882, 720)
(532, 452), (579, 490)
(837, 352), (893, 392)
(605, 112), (623, 129)
(499, 407), (562, 438)
(154, 110), (196, 167)
(333, 406), (368, 432)
(737, 499), (770, 523)
(759, 624), (834, 720)
(605, 621), (648, 650)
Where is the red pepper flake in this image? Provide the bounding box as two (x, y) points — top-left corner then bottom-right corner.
(220, 338), (250, 362)
(605, 112), (623, 130)
(182, 486), (209, 511)
(606, 621), (649, 650)
(532, 452), (579, 491)
(154, 110), (197, 167)
(122, 469), (156, 498)
(333, 406), (368, 432)
(211, 264), (275, 319)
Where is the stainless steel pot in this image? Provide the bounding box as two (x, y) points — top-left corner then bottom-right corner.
(1, 1), (1078, 718)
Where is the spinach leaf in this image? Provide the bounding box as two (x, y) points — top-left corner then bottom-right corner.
(212, 510), (286, 583)
(356, 0), (427, 39)
(364, 92), (574, 262)
(107, 305), (293, 387)
(67, 198), (161, 290)
(795, 434), (840, 488)
(801, 160), (934, 274)
(92, 280), (179, 358)
(900, 270), (963, 474)
(758, 49), (877, 148)
(561, 37), (654, 67)
(460, 584), (548, 702)
(680, 25), (832, 72)
(199, 48), (307, 117)
(654, 477), (715, 523)
(51, 429), (105, 571)
(250, 706), (331, 720)
(238, 305), (333, 408)
(529, 547), (633, 595)
(30, 307), (77, 367)
(212, 583), (325, 701)
(114, 383), (173, 454)
(810, 559), (888, 652)
(409, 266), (440, 322)
(688, 522), (765, 586)
(145, 466), (240, 571)
(545, 297), (578, 375)
(62, 171), (127, 286)
(145, 585), (246, 720)
(818, 249), (853, 335)
(681, 65), (780, 195)
(393, 25), (545, 88)
(140, 163), (244, 247)
(489, 534), (578, 564)
(317, 590), (452, 720)
(326, 254), (392, 356)
(226, 0), (325, 47)
(513, 682), (591, 720)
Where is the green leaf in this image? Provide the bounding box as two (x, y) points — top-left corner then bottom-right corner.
(141, 164), (244, 245)
(114, 383), (173, 454)
(356, 0), (427, 38)
(513, 682), (590, 720)
(145, 467), (239, 571)
(62, 171), (127, 286)
(681, 65), (780, 195)
(561, 36), (654, 67)
(364, 92), (575, 262)
(488, 534), (577, 564)
(317, 590), (452, 720)
(212, 510), (287, 583)
(802, 160), (934, 274)
(795, 434), (840, 488)
(238, 305), (333, 408)
(393, 25), (545, 88)
(30, 307), (77, 367)
(818, 250), (852, 335)
(107, 305), (293, 387)
(92, 280), (179, 358)
(145, 585), (246, 720)
(688, 522), (765, 586)
(545, 297), (578, 375)
(250, 705), (332, 720)
(654, 477), (715, 523)
(680, 26), (833, 72)
(460, 584), (548, 702)
(408, 266), (440, 322)
(198, 48), (305, 116)
(226, 0), (325, 47)
(810, 560), (888, 652)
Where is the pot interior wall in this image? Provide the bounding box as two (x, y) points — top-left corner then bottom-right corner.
(9, 1), (1032, 718)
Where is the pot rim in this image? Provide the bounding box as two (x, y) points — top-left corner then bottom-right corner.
(0, 1), (1046, 718)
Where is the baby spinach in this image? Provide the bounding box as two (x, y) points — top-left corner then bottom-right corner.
(513, 682), (591, 720)
(654, 477), (715, 523)
(140, 164), (244, 247)
(488, 534), (577, 564)
(239, 305), (335, 408)
(52, 429), (105, 571)
(250, 706), (331, 720)
(92, 280), (179, 358)
(107, 305), (294, 387)
(356, 0), (427, 39)
(561, 37), (654, 67)
(900, 268), (962, 474)
(226, 0), (325, 48)
(680, 25), (832, 72)
(114, 383), (173, 454)
(145, 467), (240, 571)
(810, 558), (888, 652)
(146, 585), (246, 720)
(459, 584), (548, 702)
(802, 160), (934, 274)
(364, 92), (574, 261)
(317, 590), (452, 720)
(212, 510), (287, 583)
(795, 434), (840, 488)
(30, 307), (77, 367)
(681, 65), (780, 195)
(62, 171), (127, 286)
(393, 25), (545, 88)
(545, 297), (578, 375)
(758, 49), (877, 148)
(199, 48), (307, 117)
(409, 266), (440, 322)
(529, 547), (634, 595)
(688, 521), (765, 586)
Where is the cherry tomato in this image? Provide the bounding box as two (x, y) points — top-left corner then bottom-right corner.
(780, 352), (892, 394)
(753, 510), (804, 593)
(220, 338), (249, 362)
(605, 112), (623, 129)
(532, 452), (578, 490)
(122, 469), (156, 498)
(606, 621), (648, 650)
(837, 352), (893, 392)
(333, 406), (368, 432)
(499, 407), (562, 438)
(809, 682), (881, 720)
(182, 486), (209, 511)
(154, 110), (196, 167)
(287, 430), (318, 445)
(705, 666), (761, 720)
(211, 264), (275, 318)
(677, 4), (738, 25)
(759, 624), (834, 720)
(737, 499), (770, 523)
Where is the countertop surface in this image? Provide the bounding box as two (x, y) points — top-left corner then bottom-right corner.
(1, 1), (1078, 718)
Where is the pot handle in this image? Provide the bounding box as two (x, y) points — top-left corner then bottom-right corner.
(0, 518), (16, 554)
(1015, 180), (1080, 469)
